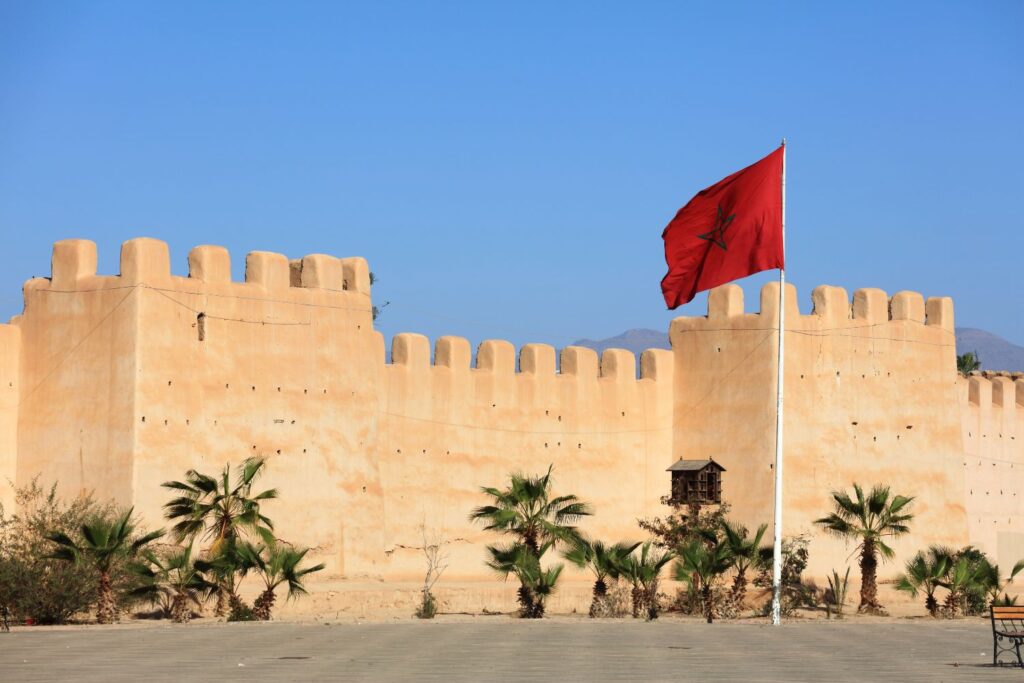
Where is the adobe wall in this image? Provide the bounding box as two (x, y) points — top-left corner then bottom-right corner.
(14, 240), (140, 504)
(6, 238), (674, 585)
(5, 236), (1021, 591)
(0, 322), (19, 513)
(670, 282), (971, 578)
(379, 334), (674, 580)
(960, 373), (1024, 571)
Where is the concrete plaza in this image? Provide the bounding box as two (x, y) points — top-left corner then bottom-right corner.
(0, 618), (1017, 682)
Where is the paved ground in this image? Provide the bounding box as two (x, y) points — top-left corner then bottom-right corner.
(0, 618), (1018, 682)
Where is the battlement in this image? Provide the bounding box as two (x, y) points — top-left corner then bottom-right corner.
(387, 333), (672, 384)
(964, 374), (1024, 410)
(670, 282), (955, 336)
(23, 238), (372, 314)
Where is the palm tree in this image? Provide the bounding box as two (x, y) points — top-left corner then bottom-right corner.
(957, 351), (981, 375)
(977, 558), (1024, 607)
(622, 542), (675, 620)
(814, 484), (914, 614)
(161, 457), (278, 615)
(563, 540), (639, 617)
(470, 466), (592, 554)
(235, 542), (325, 621)
(675, 531), (734, 623)
(486, 541), (563, 618)
(940, 554), (986, 617)
(894, 546), (951, 617)
(47, 508), (164, 624)
(130, 544), (216, 623)
(721, 521), (767, 608)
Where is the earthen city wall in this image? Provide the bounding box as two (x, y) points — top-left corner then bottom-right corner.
(1, 237), (1021, 591)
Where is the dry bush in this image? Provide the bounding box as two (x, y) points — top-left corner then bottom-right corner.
(0, 479), (123, 624)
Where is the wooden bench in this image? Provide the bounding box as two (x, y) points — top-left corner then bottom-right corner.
(992, 605), (1024, 668)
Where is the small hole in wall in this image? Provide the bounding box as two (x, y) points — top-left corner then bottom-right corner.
(168, 380), (172, 386)
(545, 410), (549, 416)
(851, 421), (858, 426)
(225, 383), (229, 389)
(304, 389), (308, 394)
(302, 449), (307, 453)
(836, 371), (840, 377)
(896, 434), (900, 440)
(800, 374), (804, 379)
(578, 443), (582, 449)
(277, 387), (281, 392)
(873, 436), (877, 441)
(558, 416), (562, 422)
(186, 419), (190, 425)
(362, 486), (366, 493)
(276, 449), (281, 455)
(397, 449), (401, 454)
(141, 416), (145, 423)
(252, 386), (256, 391)
(163, 419), (168, 426)
(197, 312), (206, 341)
(557, 441), (561, 447)
(545, 443), (548, 448)
(252, 445), (256, 449)
(214, 420), (217, 425)
(717, 347), (721, 352)
(906, 425), (913, 430)
(621, 411), (626, 417)
(492, 403), (496, 408)
(421, 449), (426, 454)
(291, 420), (296, 425)
(323, 389), (327, 395)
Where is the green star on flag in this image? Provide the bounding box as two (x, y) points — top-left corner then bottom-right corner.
(698, 205), (735, 250)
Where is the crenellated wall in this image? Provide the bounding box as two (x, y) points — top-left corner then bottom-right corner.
(379, 334), (674, 580)
(960, 373), (1024, 571)
(670, 282), (975, 577)
(4, 236), (1022, 597)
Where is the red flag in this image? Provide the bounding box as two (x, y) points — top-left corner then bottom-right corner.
(661, 146), (784, 309)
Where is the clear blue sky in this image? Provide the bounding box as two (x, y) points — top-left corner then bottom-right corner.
(1, 1), (1022, 351)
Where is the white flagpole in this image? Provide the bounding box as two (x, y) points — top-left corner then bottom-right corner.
(770, 139), (787, 626)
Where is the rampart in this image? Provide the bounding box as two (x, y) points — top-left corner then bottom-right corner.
(2, 237), (1022, 596)
(960, 372), (1024, 570)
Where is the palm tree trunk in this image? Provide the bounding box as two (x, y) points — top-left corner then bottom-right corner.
(171, 592), (191, 624)
(731, 566), (747, 607)
(702, 582), (713, 624)
(943, 589), (960, 618)
(517, 584), (535, 618)
(925, 592), (938, 618)
(645, 579), (660, 621)
(253, 589), (276, 621)
(858, 539), (881, 613)
(214, 589), (229, 617)
(589, 578), (607, 618)
(631, 584), (642, 618)
(96, 571), (116, 625)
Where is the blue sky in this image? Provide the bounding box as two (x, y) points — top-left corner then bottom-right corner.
(1, 1), (1021, 350)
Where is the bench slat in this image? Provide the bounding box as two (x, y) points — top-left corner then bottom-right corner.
(992, 607), (1024, 617)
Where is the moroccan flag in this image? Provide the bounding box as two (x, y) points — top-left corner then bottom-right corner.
(661, 146), (784, 309)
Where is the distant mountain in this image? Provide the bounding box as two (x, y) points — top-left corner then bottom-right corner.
(574, 327), (1024, 373)
(572, 328), (670, 359)
(955, 328), (1024, 373)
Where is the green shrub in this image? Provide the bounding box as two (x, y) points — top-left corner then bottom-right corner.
(415, 591), (437, 619)
(0, 480), (117, 624)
